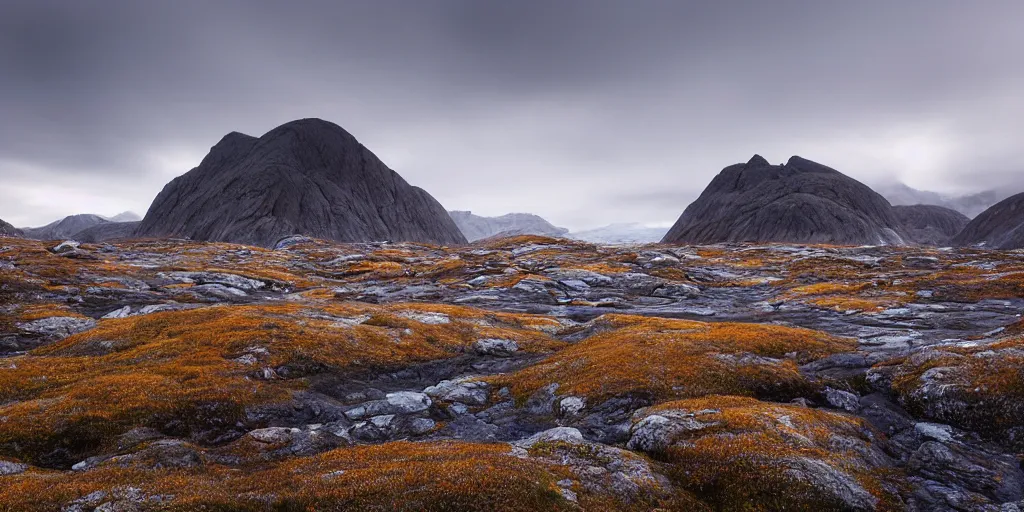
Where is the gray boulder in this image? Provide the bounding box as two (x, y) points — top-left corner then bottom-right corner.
(0, 460), (28, 475)
(136, 118), (467, 247)
(18, 316), (96, 340)
(662, 155), (908, 246)
(473, 338), (519, 356)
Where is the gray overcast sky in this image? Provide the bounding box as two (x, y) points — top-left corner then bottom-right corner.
(1, 0), (1023, 230)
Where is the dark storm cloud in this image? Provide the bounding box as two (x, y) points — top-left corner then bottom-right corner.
(1, 0), (1022, 228)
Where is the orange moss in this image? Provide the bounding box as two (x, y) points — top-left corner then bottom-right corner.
(0, 302), (566, 465)
(494, 314), (855, 405)
(565, 262), (633, 274)
(640, 396), (901, 511)
(17, 304), (89, 321)
(887, 337), (1024, 448)
(0, 442), (596, 511)
(341, 260), (408, 278)
(807, 296), (890, 313)
(788, 282), (868, 297)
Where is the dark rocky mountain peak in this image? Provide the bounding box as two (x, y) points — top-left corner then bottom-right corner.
(661, 155), (907, 246)
(136, 118), (467, 247)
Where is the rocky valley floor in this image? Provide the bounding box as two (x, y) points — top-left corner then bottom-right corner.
(1, 235), (1023, 511)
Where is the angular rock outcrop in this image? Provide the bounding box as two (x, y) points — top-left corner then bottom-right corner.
(22, 214), (109, 240)
(952, 192), (1024, 249)
(0, 218), (21, 237)
(449, 211), (568, 242)
(136, 118), (467, 247)
(662, 155), (907, 246)
(893, 205), (970, 246)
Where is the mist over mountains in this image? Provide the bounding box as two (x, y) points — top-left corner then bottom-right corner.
(874, 182), (1023, 219)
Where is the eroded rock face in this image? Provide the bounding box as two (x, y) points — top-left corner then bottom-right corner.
(662, 155), (908, 246)
(893, 205), (971, 246)
(953, 191), (1024, 249)
(136, 118), (467, 247)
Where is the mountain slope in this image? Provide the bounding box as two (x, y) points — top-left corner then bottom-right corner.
(136, 118), (466, 247)
(22, 214), (110, 240)
(0, 218), (22, 237)
(662, 155), (907, 246)
(952, 192), (1024, 249)
(892, 205), (970, 246)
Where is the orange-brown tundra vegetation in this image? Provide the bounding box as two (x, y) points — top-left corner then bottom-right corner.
(3, 236), (1024, 510)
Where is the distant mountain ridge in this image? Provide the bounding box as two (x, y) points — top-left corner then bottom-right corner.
(106, 211), (142, 222)
(569, 223), (668, 244)
(22, 214), (111, 240)
(875, 182), (1021, 219)
(449, 211), (568, 242)
(892, 205), (970, 246)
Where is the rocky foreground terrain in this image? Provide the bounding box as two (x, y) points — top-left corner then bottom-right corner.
(1, 234), (1024, 510)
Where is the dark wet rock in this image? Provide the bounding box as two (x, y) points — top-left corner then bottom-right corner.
(953, 192), (1024, 249)
(662, 155), (908, 245)
(858, 393), (915, 436)
(893, 205), (970, 246)
(824, 387), (861, 412)
(449, 211), (569, 242)
(907, 440), (1024, 504)
(574, 395), (653, 444)
(136, 118), (467, 247)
